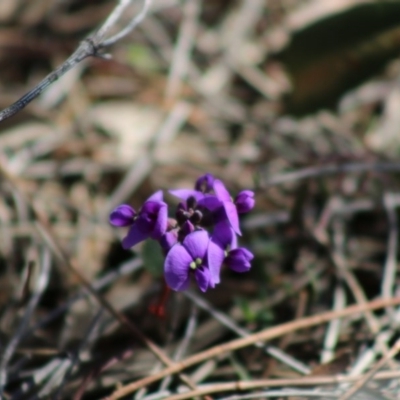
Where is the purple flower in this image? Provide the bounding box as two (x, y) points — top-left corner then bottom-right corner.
(199, 179), (241, 235)
(164, 230), (219, 292)
(212, 221), (237, 249)
(179, 220), (195, 239)
(225, 248), (253, 272)
(195, 173), (215, 193)
(109, 204), (136, 227)
(207, 221), (236, 285)
(208, 221), (253, 278)
(170, 189), (208, 228)
(208, 241), (253, 276)
(110, 190), (168, 249)
(159, 230), (178, 254)
(169, 189), (204, 203)
(235, 190), (255, 214)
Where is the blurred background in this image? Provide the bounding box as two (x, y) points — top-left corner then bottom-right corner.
(1, 0), (400, 398)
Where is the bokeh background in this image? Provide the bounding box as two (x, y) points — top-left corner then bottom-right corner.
(1, 0), (400, 398)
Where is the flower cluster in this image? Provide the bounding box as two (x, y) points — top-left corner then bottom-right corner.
(109, 174), (255, 292)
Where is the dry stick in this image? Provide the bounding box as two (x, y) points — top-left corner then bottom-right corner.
(339, 338), (400, 400)
(26, 258), (142, 340)
(73, 349), (135, 400)
(318, 197), (400, 378)
(185, 290), (310, 375)
(218, 388), (340, 400)
(33, 217), (197, 392)
(148, 368), (400, 400)
(159, 305), (199, 392)
(331, 204), (381, 334)
(135, 304), (199, 400)
(101, 0), (153, 47)
(0, 0), (150, 123)
(381, 192), (399, 320)
(0, 247), (51, 395)
(330, 198), (398, 372)
(106, 295), (400, 400)
(348, 329), (394, 378)
(0, 164), (197, 393)
(54, 310), (104, 397)
(0, 8), (193, 386)
(321, 283), (346, 364)
(274, 289), (309, 370)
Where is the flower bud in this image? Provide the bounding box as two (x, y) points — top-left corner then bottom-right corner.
(195, 173), (215, 193)
(109, 205), (136, 227)
(235, 190), (255, 214)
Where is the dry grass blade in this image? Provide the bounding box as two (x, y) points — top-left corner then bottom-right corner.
(106, 296), (400, 399)
(0, 247), (51, 394)
(0, 160), (199, 393)
(185, 290), (310, 375)
(339, 338), (400, 400)
(2, 1), (400, 398)
(144, 370), (400, 400)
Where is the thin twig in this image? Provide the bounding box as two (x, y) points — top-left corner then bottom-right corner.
(0, 247), (51, 395)
(0, 0), (152, 123)
(347, 329), (394, 377)
(219, 389), (340, 399)
(185, 290), (310, 375)
(95, 0), (133, 42)
(106, 295), (400, 399)
(381, 192), (399, 321)
(0, 161), (198, 393)
(330, 205), (381, 334)
(51, 310), (104, 398)
(101, 0), (153, 48)
(339, 338), (400, 400)
(149, 369), (400, 400)
(159, 305), (199, 391)
(321, 283), (346, 364)
(26, 258), (142, 339)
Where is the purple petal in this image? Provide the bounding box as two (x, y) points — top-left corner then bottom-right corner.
(169, 189), (204, 202)
(138, 199), (168, 240)
(207, 240), (225, 285)
(141, 200), (162, 216)
(151, 203), (168, 239)
(180, 221), (195, 238)
(183, 230), (209, 260)
(235, 190), (255, 214)
(213, 180), (231, 202)
(198, 195), (222, 211)
(223, 201), (241, 235)
(109, 205), (136, 227)
(195, 173), (215, 193)
(164, 244), (192, 291)
(195, 268), (212, 292)
(212, 221), (237, 249)
(159, 230), (178, 253)
(147, 190), (163, 203)
(226, 248), (253, 273)
(122, 224), (150, 249)
(134, 214), (153, 235)
(177, 202), (187, 212)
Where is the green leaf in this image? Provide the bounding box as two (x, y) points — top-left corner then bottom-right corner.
(142, 240), (164, 278)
